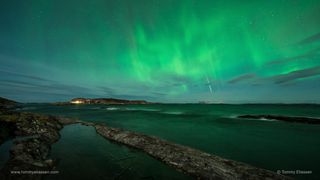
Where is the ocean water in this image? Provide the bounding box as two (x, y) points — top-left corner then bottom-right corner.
(0, 140), (12, 168)
(46, 124), (191, 180)
(19, 104), (320, 179)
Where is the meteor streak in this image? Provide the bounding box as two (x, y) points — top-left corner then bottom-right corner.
(206, 76), (213, 95)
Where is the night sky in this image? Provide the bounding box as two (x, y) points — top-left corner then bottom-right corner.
(0, 0), (320, 103)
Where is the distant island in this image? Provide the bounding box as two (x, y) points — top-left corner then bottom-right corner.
(51, 97), (153, 105)
(69, 98), (152, 105)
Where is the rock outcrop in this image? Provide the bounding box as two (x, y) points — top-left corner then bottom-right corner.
(0, 110), (64, 180)
(0, 97), (18, 110)
(238, 114), (320, 124)
(93, 124), (291, 180)
(0, 97), (17, 106)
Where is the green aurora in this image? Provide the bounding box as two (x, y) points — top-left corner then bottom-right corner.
(0, 0), (320, 103)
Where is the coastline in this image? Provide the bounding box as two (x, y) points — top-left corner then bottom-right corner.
(0, 109), (63, 180)
(0, 104), (291, 180)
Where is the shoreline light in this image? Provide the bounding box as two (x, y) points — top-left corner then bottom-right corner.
(70, 100), (83, 104)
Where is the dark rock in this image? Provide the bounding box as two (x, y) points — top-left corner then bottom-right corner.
(0, 97), (20, 111)
(0, 97), (17, 107)
(238, 114), (320, 124)
(56, 117), (79, 125)
(0, 107), (62, 180)
(94, 124), (291, 180)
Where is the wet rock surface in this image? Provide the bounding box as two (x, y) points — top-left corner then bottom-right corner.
(0, 109), (63, 180)
(238, 114), (320, 124)
(94, 124), (291, 180)
(55, 117), (79, 125)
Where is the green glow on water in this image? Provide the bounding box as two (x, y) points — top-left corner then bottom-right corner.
(47, 125), (191, 180)
(23, 104), (320, 180)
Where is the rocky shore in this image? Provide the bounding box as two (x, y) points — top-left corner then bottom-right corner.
(93, 124), (291, 180)
(60, 119), (291, 179)
(0, 97), (17, 108)
(0, 97), (292, 180)
(238, 114), (320, 124)
(0, 108), (64, 180)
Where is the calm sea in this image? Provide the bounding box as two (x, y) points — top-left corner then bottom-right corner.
(18, 104), (320, 179)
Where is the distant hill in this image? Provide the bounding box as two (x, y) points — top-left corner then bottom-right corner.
(0, 97), (17, 107)
(69, 98), (152, 105)
(0, 97), (18, 110)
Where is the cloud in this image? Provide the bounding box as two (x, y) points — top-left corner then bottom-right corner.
(297, 32), (320, 45)
(0, 78), (94, 98)
(99, 85), (163, 100)
(151, 73), (193, 87)
(151, 92), (166, 96)
(269, 66), (320, 84)
(99, 86), (116, 95)
(228, 73), (256, 84)
(267, 47), (320, 65)
(0, 70), (96, 96)
(0, 79), (41, 87)
(0, 70), (52, 82)
(112, 94), (155, 100)
(0, 85), (72, 97)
